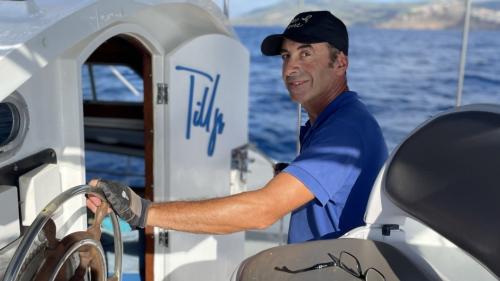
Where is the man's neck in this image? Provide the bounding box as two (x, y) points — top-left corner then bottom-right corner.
(306, 82), (348, 124)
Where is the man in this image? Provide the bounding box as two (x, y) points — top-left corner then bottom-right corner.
(87, 11), (387, 243)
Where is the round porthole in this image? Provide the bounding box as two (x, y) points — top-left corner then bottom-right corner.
(0, 103), (21, 146)
(0, 92), (29, 158)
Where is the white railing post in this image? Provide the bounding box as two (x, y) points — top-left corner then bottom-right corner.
(456, 0), (473, 107)
(223, 0), (229, 18)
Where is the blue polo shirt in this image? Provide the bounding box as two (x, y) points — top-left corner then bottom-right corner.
(284, 91), (388, 243)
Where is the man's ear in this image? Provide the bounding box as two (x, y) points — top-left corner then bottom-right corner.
(335, 52), (348, 72)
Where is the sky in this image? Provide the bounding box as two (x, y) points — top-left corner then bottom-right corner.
(214, 0), (426, 17)
(215, 0), (281, 17)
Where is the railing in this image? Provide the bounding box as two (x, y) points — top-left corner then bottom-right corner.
(456, 0), (473, 107)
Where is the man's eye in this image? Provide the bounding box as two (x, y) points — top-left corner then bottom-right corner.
(301, 51), (311, 57)
(281, 54), (289, 60)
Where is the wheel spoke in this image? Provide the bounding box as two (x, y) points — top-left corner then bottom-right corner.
(87, 201), (109, 240)
(68, 265), (88, 281)
(41, 218), (58, 249)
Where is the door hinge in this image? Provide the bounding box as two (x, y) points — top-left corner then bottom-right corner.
(231, 144), (250, 184)
(159, 229), (169, 248)
(157, 83), (168, 104)
(231, 144), (277, 185)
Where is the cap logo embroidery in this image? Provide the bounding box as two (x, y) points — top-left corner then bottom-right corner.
(302, 15), (312, 23)
(287, 14), (313, 29)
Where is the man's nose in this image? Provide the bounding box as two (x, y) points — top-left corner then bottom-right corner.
(283, 59), (300, 78)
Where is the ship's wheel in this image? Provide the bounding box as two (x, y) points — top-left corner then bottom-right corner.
(2, 185), (122, 281)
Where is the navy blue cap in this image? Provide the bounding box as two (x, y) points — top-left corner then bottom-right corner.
(261, 11), (349, 56)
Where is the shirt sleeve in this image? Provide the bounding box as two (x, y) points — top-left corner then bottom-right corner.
(284, 121), (363, 206)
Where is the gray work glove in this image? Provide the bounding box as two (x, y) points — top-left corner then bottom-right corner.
(95, 179), (151, 229)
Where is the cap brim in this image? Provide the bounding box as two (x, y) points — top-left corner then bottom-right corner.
(261, 34), (284, 56)
(261, 33), (326, 56)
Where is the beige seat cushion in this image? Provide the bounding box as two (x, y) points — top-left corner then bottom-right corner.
(237, 238), (435, 281)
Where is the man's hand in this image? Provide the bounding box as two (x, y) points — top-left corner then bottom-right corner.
(88, 179), (151, 229)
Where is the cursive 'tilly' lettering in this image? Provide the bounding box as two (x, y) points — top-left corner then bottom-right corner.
(176, 65), (225, 156)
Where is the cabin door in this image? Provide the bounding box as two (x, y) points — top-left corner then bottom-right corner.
(154, 34), (249, 280)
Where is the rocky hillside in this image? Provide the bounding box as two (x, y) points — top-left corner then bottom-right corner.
(231, 0), (500, 30)
(378, 0), (500, 29)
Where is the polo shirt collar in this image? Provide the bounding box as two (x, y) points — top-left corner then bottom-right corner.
(300, 91), (358, 142)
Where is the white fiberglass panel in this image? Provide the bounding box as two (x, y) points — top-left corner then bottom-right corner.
(0, 185), (20, 249)
(159, 33), (249, 281)
(19, 163), (62, 226)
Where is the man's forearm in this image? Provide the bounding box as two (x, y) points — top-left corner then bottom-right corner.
(145, 172), (314, 235)
(146, 190), (277, 234)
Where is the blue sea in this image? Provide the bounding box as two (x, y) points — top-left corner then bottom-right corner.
(84, 27), (500, 184)
(239, 26), (500, 161)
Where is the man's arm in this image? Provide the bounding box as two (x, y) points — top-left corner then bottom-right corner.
(147, 172), (314, 234)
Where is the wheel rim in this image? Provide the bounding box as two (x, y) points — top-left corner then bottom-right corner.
(3, 185), (122, 281)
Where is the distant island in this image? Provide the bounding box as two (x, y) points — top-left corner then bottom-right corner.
(231, 0), (500, 30)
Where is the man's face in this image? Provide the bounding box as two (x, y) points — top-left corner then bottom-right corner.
(280, 39), (340, 108)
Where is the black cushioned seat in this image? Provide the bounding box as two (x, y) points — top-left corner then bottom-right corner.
(385, 106), (500, 279)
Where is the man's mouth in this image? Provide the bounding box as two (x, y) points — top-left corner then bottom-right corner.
(289, 80), (307, 87)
